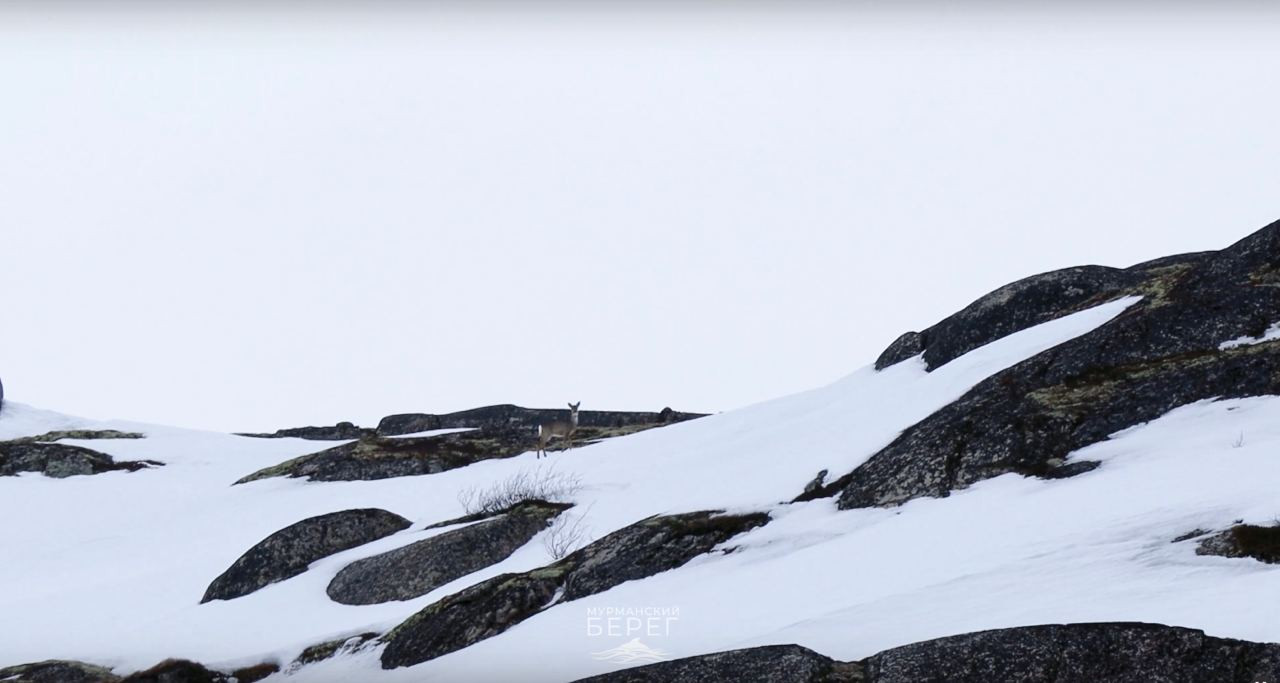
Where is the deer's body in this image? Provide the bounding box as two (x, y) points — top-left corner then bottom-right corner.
(537, 402), (580, 458)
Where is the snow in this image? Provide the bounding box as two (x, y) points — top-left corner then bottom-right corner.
(1220, 322), (1280, 349)
(382, 428), (475, 439)
(15, 293), (1278, 682)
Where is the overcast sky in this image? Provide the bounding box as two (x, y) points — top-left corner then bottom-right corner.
(2, 3), (1279, 432)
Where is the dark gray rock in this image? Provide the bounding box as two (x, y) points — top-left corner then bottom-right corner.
(233, 429), (533, 484)
(327, 500), (569, 605)
(291, 632), (379, 669)
(1196, 524), (1280, 564)
(874, 331), (924, 370)
(227, 663), (277, 683)
(0, 440), (160, 478)
(834, 220), (1280, 509)
(573, 645), (857, 683)
(876, 265), (1138, 372)
(237, 422), (373, 441)
(237, 406), (707, 484)
(0, 660), (120, 683)
(376, 404), (706, 436)
(201, 508), (411, 603)
(11, 429), (144, 443)
(866, 622), (1280, 683)
(118, 659), (227, 683)
(575, 623), (1280, 683)
(380, 510), (770, 670)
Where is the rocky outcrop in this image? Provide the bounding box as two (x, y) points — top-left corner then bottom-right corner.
(0, 441), (160, 478)
(575, 644), (854, 683)
(238, 422), (373, 441)
(376, 404), (705, 436)
(201, 508), (411, 603)
(1196, 524), (1280, 564)
(831, 222), (1280, 509)
(226, 663), (278, 683)
(9, 430), (145, 443)
(576, 623), (1280, 683)
(290, 633), (378, 670)
(0, 429), (155, 479)
(117, 659), (228, 683)
(380, 510), (770, 670)
(236, 406), (707, 484)
(327, 500), (569, 605)
(0, 660), (120, 683)
(875, 265), (1146, 372)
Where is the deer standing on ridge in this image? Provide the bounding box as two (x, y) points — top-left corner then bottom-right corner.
(537, 402), (580, 458)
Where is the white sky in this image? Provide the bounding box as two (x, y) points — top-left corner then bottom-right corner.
(2, 4), (1279, 432)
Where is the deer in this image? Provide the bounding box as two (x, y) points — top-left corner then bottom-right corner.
(537, 402), (580, 458)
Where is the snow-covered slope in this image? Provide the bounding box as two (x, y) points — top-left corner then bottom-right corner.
(2, 290), (1279, 681)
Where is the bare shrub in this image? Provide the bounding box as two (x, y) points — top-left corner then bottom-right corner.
(457, 466), (583, 516)
(543, 507), (593, 560)
(1232, 432), (1246, 449)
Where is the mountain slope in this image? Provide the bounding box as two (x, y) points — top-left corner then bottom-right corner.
(3, 224), (1280, 682)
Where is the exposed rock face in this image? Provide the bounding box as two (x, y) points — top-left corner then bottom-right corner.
(237, 406), (707, 484)
(291, 633), (379, 670)
(874, 331), (924, 370)
(1196, 524), (1280, 564)
(201, 508), (411, 603)
(876, 265), (1144, 372)
(227, 663), (278, 683)
(0, 660), (120, 683)
(118, 659), (226, 683)
(238, 422), (373, 441)
(576, 623), (1280, 683)
(327, 500), (569, 605)
(574, 645), (856, 683)
(376, 404), (706, 436)
(869, 622), (1280, 682)
(380, 510), (770, 670)
(836, 222), (1280, 509)
(0, 441), (160, 478)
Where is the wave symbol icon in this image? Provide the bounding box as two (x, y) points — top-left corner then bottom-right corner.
(590, 638), (672, 664)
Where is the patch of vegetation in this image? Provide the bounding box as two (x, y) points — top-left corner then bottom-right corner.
(292, 633), (378, 668)
(456, 467), (583, 516)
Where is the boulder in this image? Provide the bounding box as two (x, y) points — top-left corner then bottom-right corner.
(327, 500), (569, 605)
(1196, 524), (1280, 564)
(0, 660), (120, 683)
(201, 508), (411, 603)
(0, 440), (160, 478)
(118, 659), (226, 683)
(574, 622), (1280, 683)
(380, 510), (770, 670)
(831, 221), (1280, 509)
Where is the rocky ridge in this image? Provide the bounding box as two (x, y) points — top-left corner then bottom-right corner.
(811, 223), (1280, 509)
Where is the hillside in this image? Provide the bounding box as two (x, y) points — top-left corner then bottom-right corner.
(3, 222), (1280, 682)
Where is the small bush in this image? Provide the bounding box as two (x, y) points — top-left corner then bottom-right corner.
(457, 467), (583, 516)
(543, 508), (593, 560)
